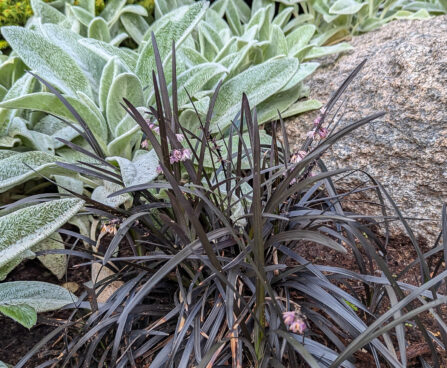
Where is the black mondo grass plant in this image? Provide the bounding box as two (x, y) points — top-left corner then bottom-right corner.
(16, 36), (447, 368)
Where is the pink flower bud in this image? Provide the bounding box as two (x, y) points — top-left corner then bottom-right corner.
(176, 133), (184, 142)
(318, 127), (328, 139)
(141, 139), (149, 149)
(283, 311), (306, 334)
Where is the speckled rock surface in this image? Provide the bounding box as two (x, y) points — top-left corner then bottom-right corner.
(286, 15), (447, 241)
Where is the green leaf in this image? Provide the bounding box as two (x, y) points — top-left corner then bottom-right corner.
(280, 62), (319, 92)
(0, 281), (77, 312)
(0, 250), (35, 281)
(2, 27), (92, 98)
(0, 304), (37, 329)
(329, 0), (367, 15)
(88, 17), (111, 42)
(264, 24), (288, 59)
(31, 0), (66, 24)
(106, 73), (144, 136)
(107, 124), (141, 159)
(70, 5), (94, 26)
(79, 38), (137, 71)
(137, 2), (208, 89)
(92, 181), (130, 208)
(303, 42), (353, 60)
(212, 57), (299, 132)
(282, 99), (322, 119)
(0, 92), (108, 152)
(286, 24), (317, 57)
(109, 149), (159, 187)
(99, 57), (124, 112)
(225, 0), (243, 36)
(8, 117), (55, 153)
(100, 0), (126, 21)
(33, 115), (80, 149)
(120, 13), (149, 45)
(33, 233), (67, 280)
(0, 199), (84, 268)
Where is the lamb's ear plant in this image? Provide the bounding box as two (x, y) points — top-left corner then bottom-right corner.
(18, 38), (447, 367)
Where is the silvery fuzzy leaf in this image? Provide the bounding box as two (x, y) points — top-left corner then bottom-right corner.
(214, 37), (238, 62)
(280, 62), (319, 92)
(107, 4), (148, 29)
(137, 2), (208, 88)
(286, 24), (317, 58)
(0, 150), (19, 160)
(0, 151), (73, 193)
(0, 136), (21, 148)
(109, 149), (159, 188)
(283, 14), (314, 34)
(54, 174), (84, 196)
(0, 304), (37, 329)
(33, 233), (67, 280)
(2, 27), (92, 98)
(303, 42), (353, 60)
(329, 0), (367, 15)
(205, 8), (230, 33)
(100, 0), (126, 22)
(246, 4), (272, 41)
(0, 73), (36, 132)
(99, 57), (125, 112)
(8, 117), (55, 153)
(154, 0), (195, 19)
(198, 21), (223, 61)
(0, 56), (26, 90)
(178, 47), (208, 67)
(88, 17), (111, 42)
(282, 99), (322, 119)
(114, 106), (145, 138)
(272, 6), (294, 28)
(106, 73), (144, 137)
(0, 92), (109, 152)
(0, 250), (35, 282)
(0, 85), (7, 101)
(70, 5), (95, 26)
(264, 24), (288, 60)
(0, 281), (78, 312)
(77, 0), (95, 14)
(92, 181), (131, 208)
(110, 32), (129, 47)
(230, 0), (251, 23)
(0, 198), (84, 268)
(212, 57), (299, 132)
(226, 0), (243, 36)
(120, 13), (149, 45)
(79, 38), (137, 71)
(31, 0), (66, 24)
(107, 124), (141, 159)
(170, 63), (228, 107)
(41, 24), (105, 94)
(33, 115), (79, 149)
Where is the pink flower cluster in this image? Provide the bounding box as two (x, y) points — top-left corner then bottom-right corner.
(306, 127), (328, 139)
(147, 121), (160, 134)
(291, 150), (307, 164)
(283, 311), (307, 334)
(170, 148), (191, 164)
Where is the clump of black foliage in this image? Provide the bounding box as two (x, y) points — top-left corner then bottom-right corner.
(17, 35), (447, 368)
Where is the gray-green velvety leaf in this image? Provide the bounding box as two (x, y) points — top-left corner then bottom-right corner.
(0, 56), (26, 91)
(33, 233), (67, 280)
(0, 85), (7, 101)
(31, 0), (66, 24)
(280, 62), (319, 91)
(0, 281), (77, 312)
(42, 23), (106, 93)
(137, 2), (208, 88)
(0, 150), (19, 160)
(92, 181), (130, 208)
(88, 17), (111, 42)
(79, 38), (137, 71)
(303, 42), (353, 60)
(0, 250), (35, 281)
(0, 92), (108, 152)
(2, 27), (91, 98)
(0, 360), (12, 368)
(120, 13), (149, 45)
(198, 21), (223, 61)
(272, 6), (293, 28)
(107, 124), (141, 159)
(225, 0), (242, 36)
(54, 174), (84, 195)
(110, 32), (129, 47)
(282, 99), (322, 119)
(71, 5), (94, 26)
(0, 198), (84, 267)
(0, 136), (21, 148)
(329, 0), (367, 15)
(172, 63), (228, 107)
(178, 47), (208, 67)
(8, 117), (55, 153)
(286, 24), (317, 57)
(0, 151), (72, 193)
(106, 73), (144, 136)
(33, 115), (80, 149)
(212, 57), (298, 132)
(100, 0), (126, 21)
(0, 304), (37, 329)
(109, 149), (159, 187)
(264, 24), (287, 60)
(205, 8), (229, 33)
(99, 57), (124, 112)
(77, 0), (95, 14)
